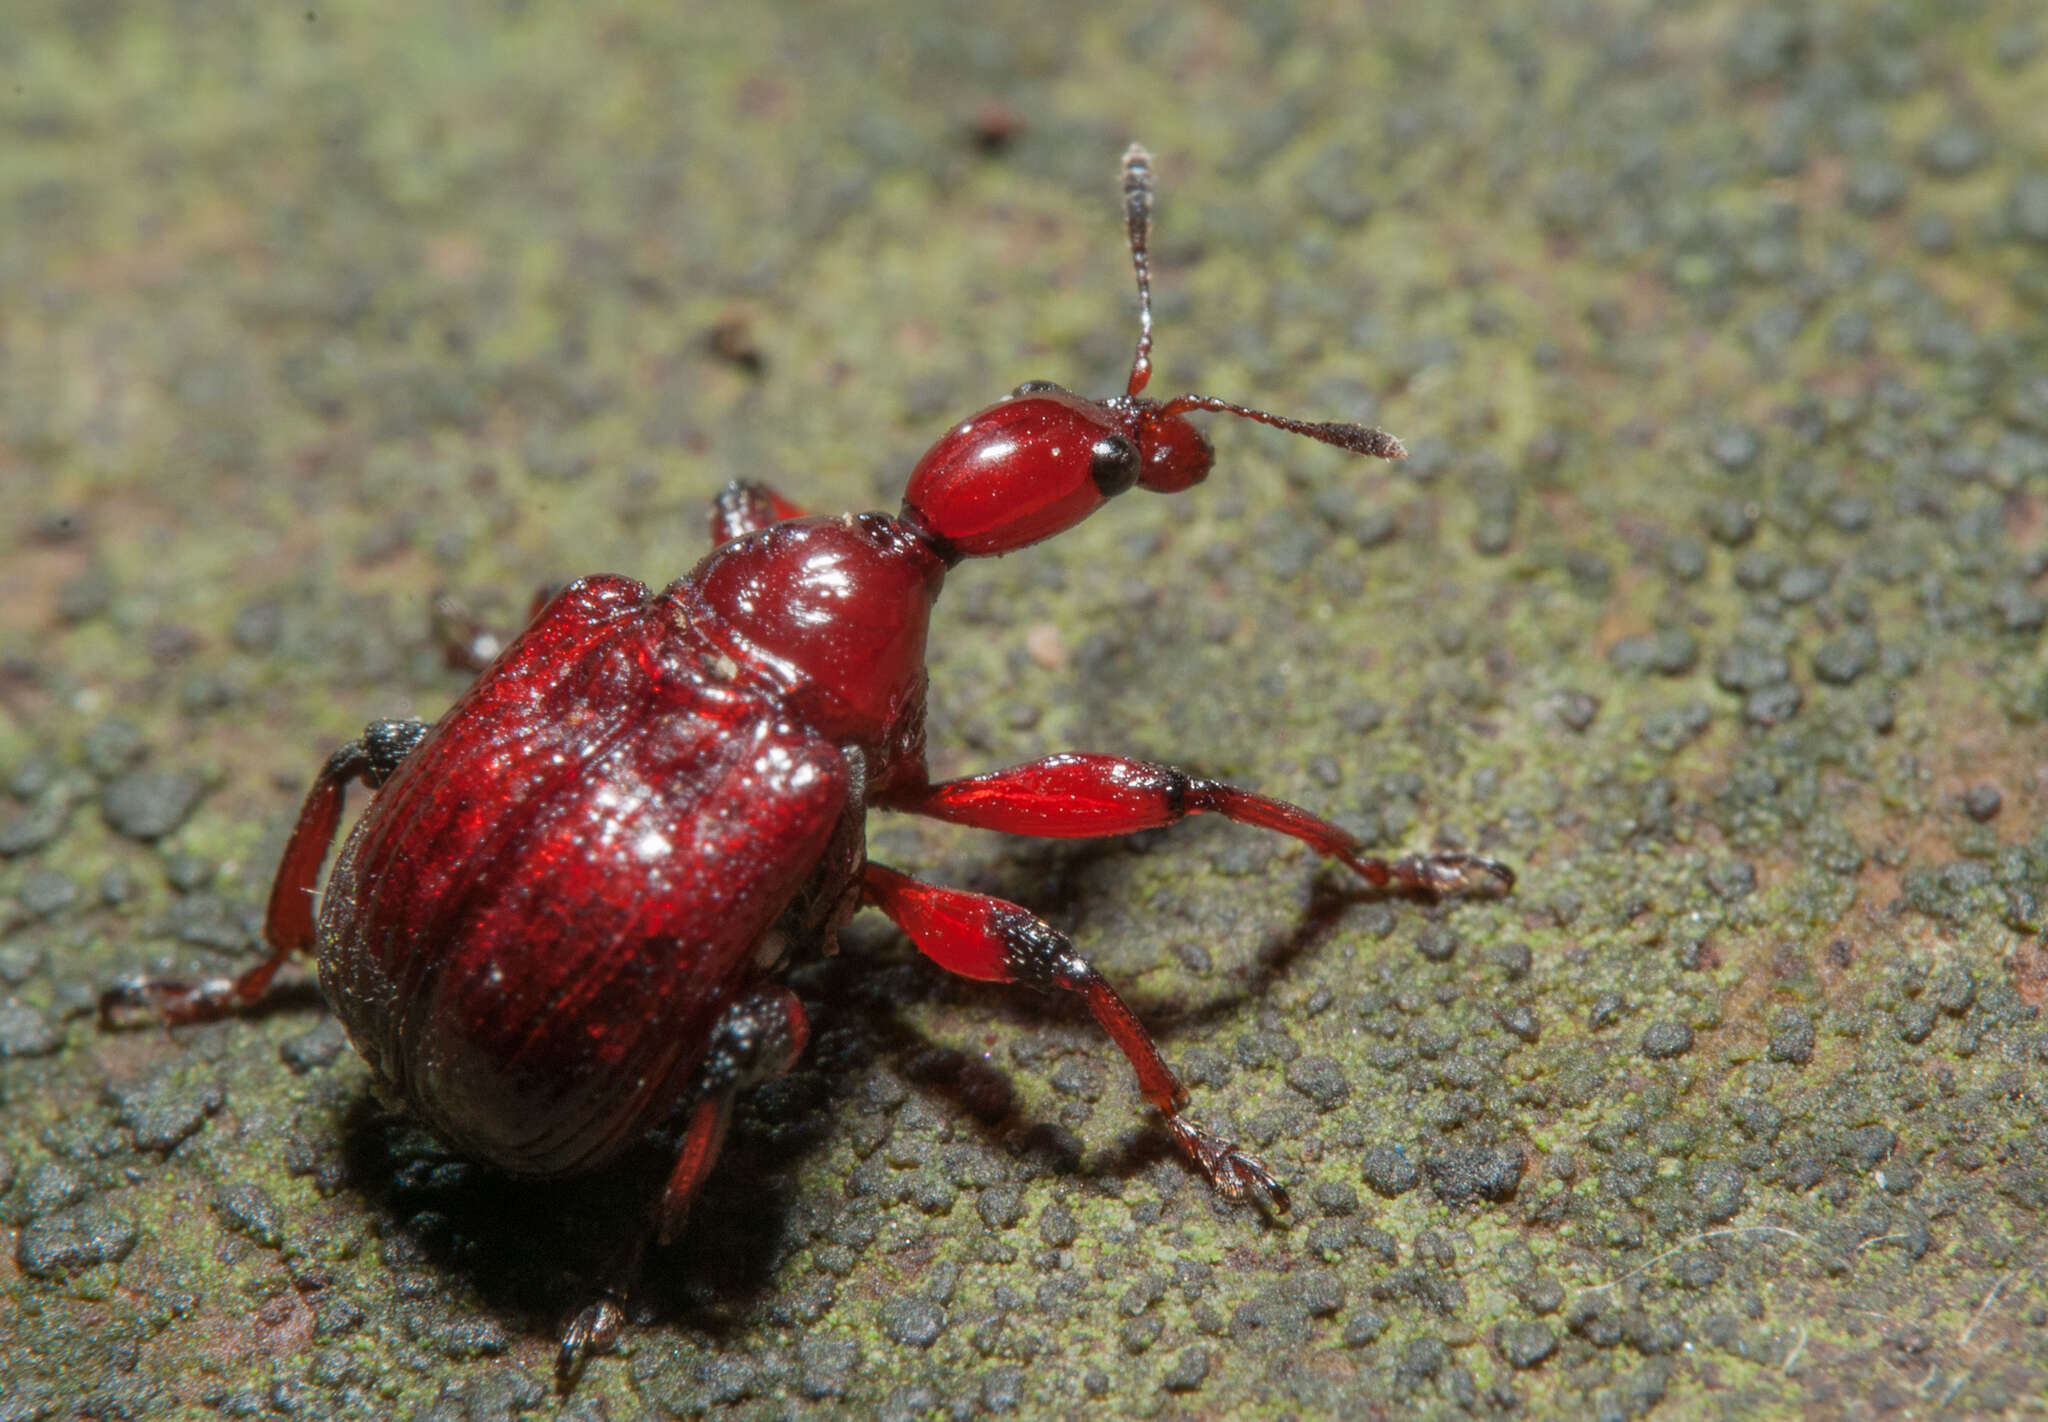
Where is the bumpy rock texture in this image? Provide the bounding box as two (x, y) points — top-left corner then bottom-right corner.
(4, 2), (2048, 1416)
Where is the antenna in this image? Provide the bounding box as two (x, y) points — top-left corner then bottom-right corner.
(1120, 146), (1405, 462)
(1155, 394), (1408, 460)
(1121, 143), (1156, 398)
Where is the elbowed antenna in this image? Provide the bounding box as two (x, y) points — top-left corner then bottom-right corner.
(1119, 144), (1406, 463)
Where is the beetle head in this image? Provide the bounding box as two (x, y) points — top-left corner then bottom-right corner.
(898, 144), (1404, 561)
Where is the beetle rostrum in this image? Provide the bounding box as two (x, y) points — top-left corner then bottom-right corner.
(103, 144), (1515, 1379)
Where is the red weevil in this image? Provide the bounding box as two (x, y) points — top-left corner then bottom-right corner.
(105, 145), (1513, 1373)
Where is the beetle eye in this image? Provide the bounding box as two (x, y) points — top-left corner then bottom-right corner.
(1010, 379), (1064, 398)
(1088, 433), (1140, 497)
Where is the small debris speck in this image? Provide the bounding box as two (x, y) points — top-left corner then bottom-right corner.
(213, 1183), (286, 1247)
(1425, 1147), (1526, 1205)
(1962, 785), (2002, 822)
(1556, 691), (1599, 732)
(1160, 1346), (1210, 1393)
(1284, 1055), (1352, 1110)
(16, 870), (78, 918)
(15, 1205), (138, 1278)
(880, 1297), (946, 1349)
(1708, 425), (1761, 471)
(1500, 1321), (1557, 1369)
(0, 1001), (62, 1058)
(1360, 1144), (1420, 1198)
(101, 771), (204, 841)
(1641, 1022), (1695, 1059)
(1767, 1011), (1816, 1064)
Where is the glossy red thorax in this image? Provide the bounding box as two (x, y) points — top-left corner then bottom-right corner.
(664, 513), (945, 786)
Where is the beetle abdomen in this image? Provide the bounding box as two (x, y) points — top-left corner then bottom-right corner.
(319, 577), (849, 1175)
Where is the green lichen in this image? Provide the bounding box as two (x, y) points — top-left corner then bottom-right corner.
(5, 0), (2048, 1416)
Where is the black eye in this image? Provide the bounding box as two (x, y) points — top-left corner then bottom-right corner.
(1010, 379), (1064, 398)
(1089, 433), (1140, 496)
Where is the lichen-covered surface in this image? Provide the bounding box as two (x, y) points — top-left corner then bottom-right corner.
(4, 1), (2048, 1416)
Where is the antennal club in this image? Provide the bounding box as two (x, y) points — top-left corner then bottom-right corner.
(1121, 143), (1156, 398)
(1155, 394), (1409, 460)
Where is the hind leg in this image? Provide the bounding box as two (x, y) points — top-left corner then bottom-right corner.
(556, 987), (810, 1383)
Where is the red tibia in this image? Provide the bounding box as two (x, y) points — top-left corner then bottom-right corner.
(882, 753), (1514, 897)
(860, 861), (1287, 1210)
(655, 1094), (732, 1244)
(265, 766), (354, 951)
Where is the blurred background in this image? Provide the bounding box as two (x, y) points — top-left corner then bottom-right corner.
(4, 1), (2048, 1415)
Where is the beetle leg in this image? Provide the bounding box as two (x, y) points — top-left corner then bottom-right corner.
(555, 1293), (628, 1392)
(557, 987), (811, 1386)
(657, 986), (811, 1243)
(707, 479), (808, 546)
(860, 861), (1288, 1213)
(98, 718), (430, 1028)
(881, 753), (1514, 898)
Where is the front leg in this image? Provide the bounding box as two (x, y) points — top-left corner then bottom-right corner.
(880, 752), (1513, 897)
(707, 479), (809, 546)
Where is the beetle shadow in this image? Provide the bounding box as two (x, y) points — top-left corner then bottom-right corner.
(334, 1092), (811, 1347)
